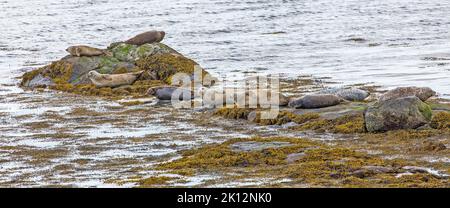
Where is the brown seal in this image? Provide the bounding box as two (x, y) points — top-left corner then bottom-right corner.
(87, 70), (144, 88)
(66, 45), (112, 57)
(124, 31), (165, 45)
(379, 87), (436, 102)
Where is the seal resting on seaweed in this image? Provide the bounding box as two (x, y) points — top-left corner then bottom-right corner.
(288, 94), (342, 109)
(124, 31), (166, 46)
(87, 70), (143, 88)
(66, 45), (112, 57)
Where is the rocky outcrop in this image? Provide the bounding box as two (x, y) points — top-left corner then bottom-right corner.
(20, 40), (213, 98)
(364, 96), (432, 132)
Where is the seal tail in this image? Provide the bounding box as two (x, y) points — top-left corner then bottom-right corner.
(103, 50), (113, 57)
(131, 70), (145, 76)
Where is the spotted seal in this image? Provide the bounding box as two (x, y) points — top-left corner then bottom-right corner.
(319, 87), (369, 101)
(87, 70), (143, 88)
(124, 31), (165, 46)
(288, 94), (342, 109)
(379, 87), (436, 102)
(66, 45), (112, 57)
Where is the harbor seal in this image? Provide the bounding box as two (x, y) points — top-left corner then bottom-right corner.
(288, 94), (342, 109)
(319, 87), (369, 101)
(147, 86), (193, 100)
(379, 87), (436, 102)
(124, 31), (165, 46)
(87, 70), (143, 88)
(66, 45), (112, 57)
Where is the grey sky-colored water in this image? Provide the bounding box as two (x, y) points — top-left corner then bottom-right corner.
(0, 0), (449, 96)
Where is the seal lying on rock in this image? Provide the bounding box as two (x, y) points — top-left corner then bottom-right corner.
(379, 87), (436, 102)
(288, 94), (342, 109)
(124, 31), (165, 46)
(147, 86), (193, 100)
(319, 87), (369, 101)
(87, 70), (143, 88)
(66, 45), (112, 57)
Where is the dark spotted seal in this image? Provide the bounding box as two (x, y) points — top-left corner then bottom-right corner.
(379, 87), (436, 102)
(66, 45), (112, 57)
(87, 70), (143, 88)
(147, 86), (193, 100)
(288, 94), (342, 109)
(124, 31), (165, 46)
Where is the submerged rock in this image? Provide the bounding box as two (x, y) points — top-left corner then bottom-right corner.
(379, 87), (436, 102)
(22, 74), (55, 88)
(319, 87), (369, 101)
(364, 96), (432, 132)
(286, 152), (306, 164)
(288, 94), (342, 109)
(350, 166), (396, 178)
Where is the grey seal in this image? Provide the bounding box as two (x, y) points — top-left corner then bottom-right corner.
(288, 94), (342, 109)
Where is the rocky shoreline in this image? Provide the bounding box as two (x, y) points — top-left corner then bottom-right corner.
(15, 33), (450, 187)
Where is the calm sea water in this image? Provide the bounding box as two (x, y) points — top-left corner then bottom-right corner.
(0, 0), (449, 94)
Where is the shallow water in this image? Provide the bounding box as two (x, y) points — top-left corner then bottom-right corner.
(0, 0), (449, 187)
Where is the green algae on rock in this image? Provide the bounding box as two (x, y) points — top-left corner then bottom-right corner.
(136, 53), (211, 84)
(365, 96), (432, 132)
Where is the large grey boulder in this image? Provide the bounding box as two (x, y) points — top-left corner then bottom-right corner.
(364, 96), (432, 132)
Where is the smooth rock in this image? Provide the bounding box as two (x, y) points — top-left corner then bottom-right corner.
(25, 74), (55, 88)
(364, 96), (432, 132)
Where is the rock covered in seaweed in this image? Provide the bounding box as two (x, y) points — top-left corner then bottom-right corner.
(136, 53), (211, 85)
(364, 96), (432, 132)
(20, 39), (213, 99)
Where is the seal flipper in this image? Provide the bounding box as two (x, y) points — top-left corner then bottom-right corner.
(75, 48), (81, 57)
(101, 74), (113, 81)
